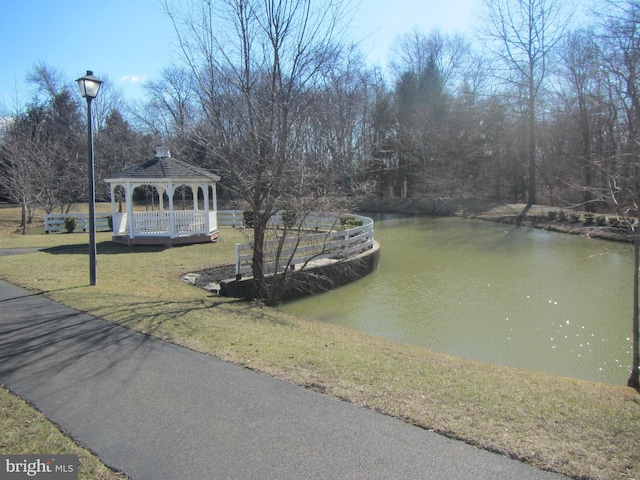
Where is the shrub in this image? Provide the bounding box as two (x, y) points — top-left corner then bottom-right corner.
(340, 215), (364, 230)
(547, 210), (558, 221)
(243, 210), (255, 228)
(282, 210), (297, 228)
(107, 215), (113, 231)
(570, 213), (581, 223)
(584, 213), (594, 226)
(558, 210), (568, 222)
(64, 217), (77, 233)
(595, 216), (607, 227)
(608, 217), (628, 230)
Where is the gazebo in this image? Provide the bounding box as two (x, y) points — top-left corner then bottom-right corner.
(104, 147), (220, 246)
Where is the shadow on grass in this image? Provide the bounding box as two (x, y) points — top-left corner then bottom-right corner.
(42, 241), (170, 255)
(87, 295), (290, 335)
(0, 287), (255, 393)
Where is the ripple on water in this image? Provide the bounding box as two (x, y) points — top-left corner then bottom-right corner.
(280, 215), (634, 385)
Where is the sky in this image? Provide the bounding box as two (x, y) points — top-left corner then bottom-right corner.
(0, 0), (479, 110)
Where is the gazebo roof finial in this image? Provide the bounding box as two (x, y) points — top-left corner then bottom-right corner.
(155, 146), (170, 158)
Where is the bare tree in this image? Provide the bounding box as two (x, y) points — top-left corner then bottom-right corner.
(312, 49), (374, 196)
(0, 108), (42, 233)
(556, 27), (612, 210)
(365, 72), (397, 197)
(596, 0), (640, 389)
(479, 0), (573, 208)
(390, 27), (472, 92)
(133, 66), (197, 154)
(163, 0), (354, 303)
(388, 28), (480, 198)
(0, 64), (88, 220)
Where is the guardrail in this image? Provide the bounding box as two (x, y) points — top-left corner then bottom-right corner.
(44, 213), (111, 233)
(223, 211), (374, 277)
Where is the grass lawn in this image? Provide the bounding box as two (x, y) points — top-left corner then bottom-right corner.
(1, 204), (640, 480)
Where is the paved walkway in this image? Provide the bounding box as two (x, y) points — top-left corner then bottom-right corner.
(0, 280), (567, 479)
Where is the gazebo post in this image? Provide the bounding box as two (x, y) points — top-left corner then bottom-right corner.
(167, 184), (176, 239)
(126, 182), (135, 240)
(157, 186), (165, 213)
(203, 184), (210, 235)
(212, 183), (218, 233)
(192, 184), (199, 211)
(109, 184), (117, 235)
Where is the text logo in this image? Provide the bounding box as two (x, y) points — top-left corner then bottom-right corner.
(0, 455), (77, 480)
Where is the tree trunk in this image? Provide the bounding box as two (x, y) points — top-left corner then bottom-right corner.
(21, 194), (27, 235)
(629, 203), (640, 390)
(527, 72), (536, 207)
(252, 216), (266, 281)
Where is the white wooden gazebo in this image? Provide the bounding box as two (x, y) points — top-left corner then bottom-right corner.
(104, 148), (220, 246)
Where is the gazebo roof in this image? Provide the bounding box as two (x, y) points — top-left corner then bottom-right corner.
(105, 148), (220, 184)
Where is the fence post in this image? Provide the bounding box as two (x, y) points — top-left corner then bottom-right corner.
(235, 243), (242, 279)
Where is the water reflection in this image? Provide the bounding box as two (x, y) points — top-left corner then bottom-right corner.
(279, 214), (634, 385)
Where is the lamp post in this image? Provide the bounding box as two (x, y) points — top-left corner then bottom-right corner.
(76, 71), (103, 286)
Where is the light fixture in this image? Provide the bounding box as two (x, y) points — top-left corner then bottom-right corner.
(76, 70), (103, 99)
(76, 70), (103, 286)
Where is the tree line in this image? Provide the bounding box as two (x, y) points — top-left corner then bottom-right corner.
(2, 1), (639, 216)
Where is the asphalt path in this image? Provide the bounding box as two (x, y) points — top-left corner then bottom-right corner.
(0, 280), (567, 479)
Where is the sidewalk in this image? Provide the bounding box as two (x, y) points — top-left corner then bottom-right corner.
(0, 280), (566, 480)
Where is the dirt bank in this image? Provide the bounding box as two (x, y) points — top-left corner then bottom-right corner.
(467, 203), (633, 243)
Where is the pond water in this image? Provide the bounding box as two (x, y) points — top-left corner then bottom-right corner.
(279, 214), (635, 385)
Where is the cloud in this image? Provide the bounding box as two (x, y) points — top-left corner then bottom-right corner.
(120, 74), (146, 83)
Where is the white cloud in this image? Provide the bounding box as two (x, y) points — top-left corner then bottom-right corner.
(120, 74), (146, 83)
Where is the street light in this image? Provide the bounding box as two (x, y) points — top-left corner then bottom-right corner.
(76, 70), (103, 286)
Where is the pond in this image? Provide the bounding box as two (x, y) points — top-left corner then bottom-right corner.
(279, 213), (635, 385)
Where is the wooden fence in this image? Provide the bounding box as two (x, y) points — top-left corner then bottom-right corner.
(220, 211), (374, 277)
(44, 213), (111, 233)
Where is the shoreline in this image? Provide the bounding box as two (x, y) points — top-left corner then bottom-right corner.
(465, 204), (634, 243)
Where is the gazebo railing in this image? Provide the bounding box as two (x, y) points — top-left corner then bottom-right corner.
(133, 211), (170, 234)
(111, 210), (217, 237)
(174, 210), (213, 234)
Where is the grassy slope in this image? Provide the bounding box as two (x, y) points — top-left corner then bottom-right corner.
(1, 205), (639, 480)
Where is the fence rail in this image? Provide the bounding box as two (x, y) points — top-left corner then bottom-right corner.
(217, 210), (244, 227)
(44, 213), (111, 233)
(223, 211), (374, 277)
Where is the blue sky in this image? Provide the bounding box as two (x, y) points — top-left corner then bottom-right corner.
(0, 0), (479, 110)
